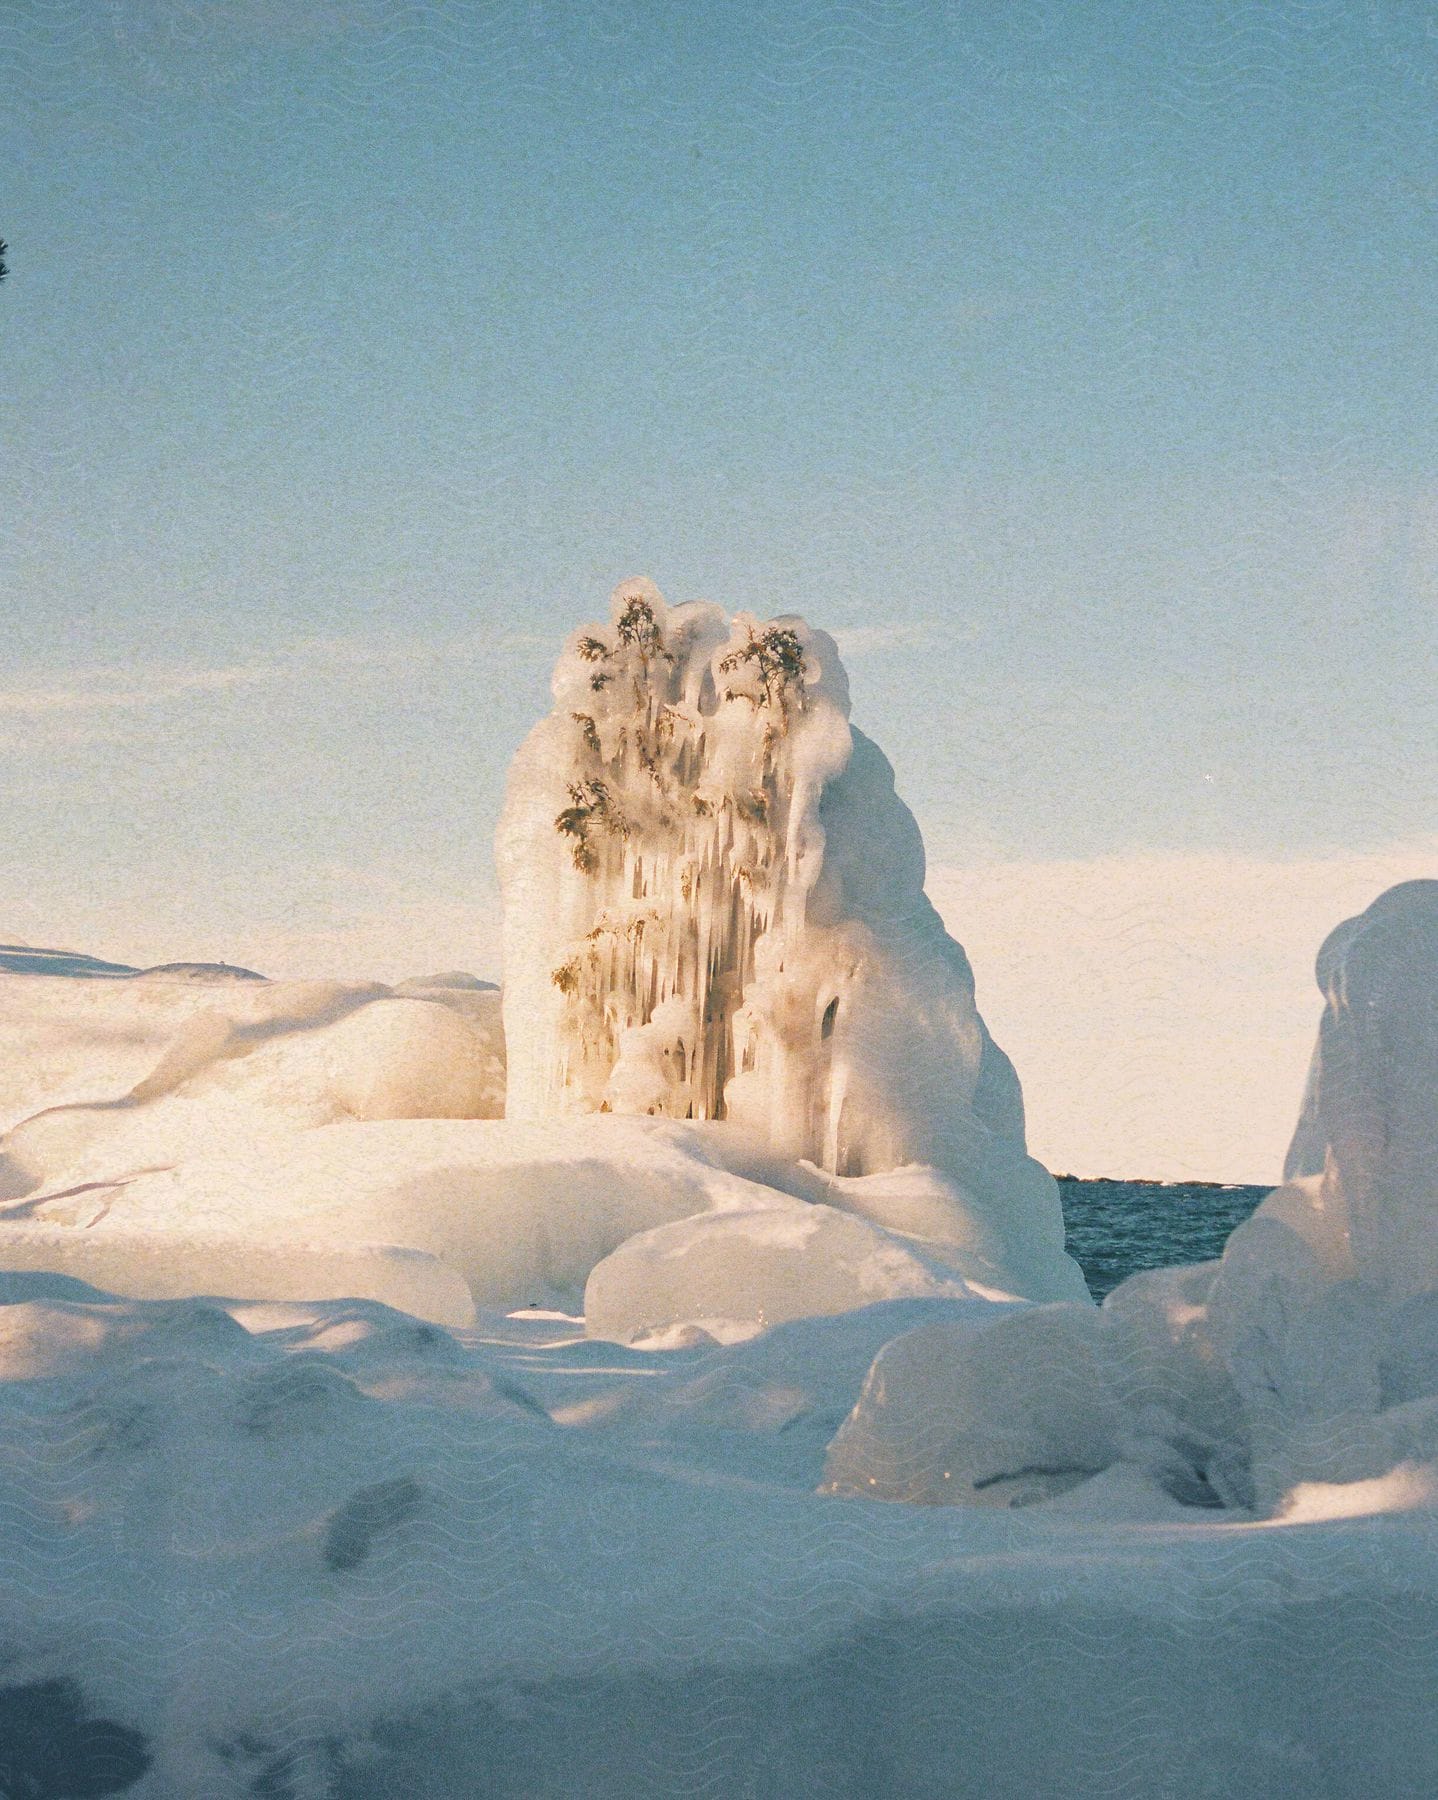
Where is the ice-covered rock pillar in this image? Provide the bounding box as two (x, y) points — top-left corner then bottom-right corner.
(498, 581), (1066, 1248)
(1278, 879), (1438, 1297)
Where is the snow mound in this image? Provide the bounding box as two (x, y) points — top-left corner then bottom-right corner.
(586, 1200), (989, 1347)
(825, 880), (1438, 1518)
(0, 973), (507, 1328)
(0, 1099), (1055, 1331)
(134, 959), (267, 982)
(389, 974), (504, 1041)
(1, 976), (505, 1181)
(824, 1303), (1123, 1506)
(0, 965), (506, 1137)
(499, 578), (1081, 1304)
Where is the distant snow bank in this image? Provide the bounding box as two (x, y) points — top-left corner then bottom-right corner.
(0, 941), (267, 981)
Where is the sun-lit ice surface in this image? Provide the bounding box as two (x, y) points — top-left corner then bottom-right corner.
(824, 880), (1438, 1520)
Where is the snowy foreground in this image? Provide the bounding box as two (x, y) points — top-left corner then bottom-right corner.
(4, 1275), (1438, 1798)
(1, 592), (1436, 1795)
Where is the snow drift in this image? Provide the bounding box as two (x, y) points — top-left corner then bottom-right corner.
(1, 1276), (1436, 1797)
(825, 879), (1438, 1518)
(0, 954), (1077, 1336)
(0, 963), (504, 1140)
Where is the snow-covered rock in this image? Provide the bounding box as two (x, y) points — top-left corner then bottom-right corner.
(823, 1302), (1123, 1506)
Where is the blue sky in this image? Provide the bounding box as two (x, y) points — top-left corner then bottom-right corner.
(2, 0), (1434, 1174)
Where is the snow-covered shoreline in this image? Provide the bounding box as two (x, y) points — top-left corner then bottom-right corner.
(0, 595), (1433, 1794)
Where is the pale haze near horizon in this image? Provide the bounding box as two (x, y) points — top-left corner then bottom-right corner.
(3, 1), (1434, 1181)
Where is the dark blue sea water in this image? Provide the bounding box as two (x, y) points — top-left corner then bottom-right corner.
(1058, 1178), (1271, 1301)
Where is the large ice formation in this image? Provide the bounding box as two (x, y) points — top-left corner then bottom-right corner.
(498, 579), (1079, 1304)
(824, 879), (1438, 1516)
(0, 581), (1084, 1334)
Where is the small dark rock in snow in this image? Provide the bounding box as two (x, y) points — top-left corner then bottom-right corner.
(323, 1476), (424, 1572)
